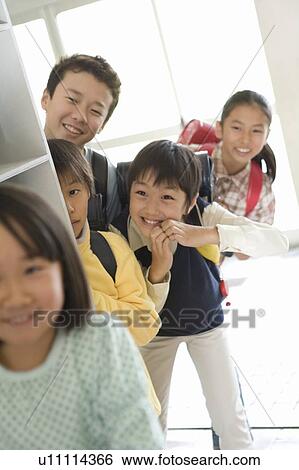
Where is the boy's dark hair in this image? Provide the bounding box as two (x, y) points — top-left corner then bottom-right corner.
(220, 89), (272, 125)
(48, 139), (95, 196)
(221, 90), (275, 181)
(46, 54), (121, 125)
(0, 184), (92, 327)
(128, 140), (201, 208)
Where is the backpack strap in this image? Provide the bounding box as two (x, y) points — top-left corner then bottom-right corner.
(245, 161), (263, 216)
(90, 231), (117, 282)
(86, 149), (108, 199)
(86, 149), (108, 230)
(88, 193), (107, 231)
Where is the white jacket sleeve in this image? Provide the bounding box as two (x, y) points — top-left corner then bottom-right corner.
(202, 202), (289, 258)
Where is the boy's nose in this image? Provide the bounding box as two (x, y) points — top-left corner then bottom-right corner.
(71, 105), (87, 124)
(144, 199), (162, 217)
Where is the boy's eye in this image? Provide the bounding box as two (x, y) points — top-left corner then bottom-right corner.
(162, 195), (175, 200)
(66, 96), (77, 104)
(253, 129), (263, 133)
(136, 190), (146, 197)
(69, 189), (80, 196)
(231, 126), (240, 131)
(91, 109), (103, 117)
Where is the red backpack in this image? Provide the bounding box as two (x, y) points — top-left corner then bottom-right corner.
(178, 119), (276, 217)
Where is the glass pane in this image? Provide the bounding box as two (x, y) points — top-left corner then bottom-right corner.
(155, 0), (275, 121)
(57, 0), (181, 140)
(13, 19), (55, 124)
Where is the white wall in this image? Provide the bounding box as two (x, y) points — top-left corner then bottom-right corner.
(255, 0), (299, 205)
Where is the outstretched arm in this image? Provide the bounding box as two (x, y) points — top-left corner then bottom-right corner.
(161, 202), (288, 257)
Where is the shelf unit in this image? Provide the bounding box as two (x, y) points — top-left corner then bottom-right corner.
(0, 0), (70, 226)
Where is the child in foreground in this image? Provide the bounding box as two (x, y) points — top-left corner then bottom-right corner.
(0, 184), (164, 449)
(111, 140), (289, 449)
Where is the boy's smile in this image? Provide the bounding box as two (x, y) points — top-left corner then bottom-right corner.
(42, 71), (113, 148)
(129, 171), (189, 239)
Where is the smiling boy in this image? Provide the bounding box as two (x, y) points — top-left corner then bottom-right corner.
(42, 54), (122, 223)
(111, 139), (289, 449)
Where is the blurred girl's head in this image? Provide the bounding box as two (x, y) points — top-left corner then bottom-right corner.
(128, 140), (201, 238)
(0, 184), (92, 350)
(215, 90), (272, 172)
(48, 138), (95, 238)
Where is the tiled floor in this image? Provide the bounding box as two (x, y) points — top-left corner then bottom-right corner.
(165, 249), (299, 449)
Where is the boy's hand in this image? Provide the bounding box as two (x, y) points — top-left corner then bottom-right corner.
(161, 219), (219, 247)
(148, 226), (173, 284)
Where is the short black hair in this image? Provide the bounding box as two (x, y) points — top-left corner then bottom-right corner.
(48, 139), (95, 196)
(128, 140), (201, 208)
(46, 54), (121, 125)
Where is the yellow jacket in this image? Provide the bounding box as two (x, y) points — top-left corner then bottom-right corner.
(77, 224), (161, 347)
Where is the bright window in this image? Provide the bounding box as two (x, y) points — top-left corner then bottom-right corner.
(57, 0), (181, 140)
(155, 0), (275, 121)
(13, 19), (55, 124)
(10, 0), (298, 229)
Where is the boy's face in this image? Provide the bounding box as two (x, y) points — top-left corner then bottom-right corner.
(130, 171), (191, 239)
(59, 174), (90, 239)
(41, 71), (113, 149)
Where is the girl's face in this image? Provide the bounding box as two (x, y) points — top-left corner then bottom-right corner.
(59, 173), (90, 238)
(0, 224), (64, 359)
(130, 170), (194, 238)
(216, 104), (270, 172)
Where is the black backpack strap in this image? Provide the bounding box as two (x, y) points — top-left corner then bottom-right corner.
(194, 151), (213, 203)
(88, 193), (107, 231)
(86, 149), (108, 230)
(86, 149), (108, 198)
(90, 230), (117, 282)
(116, 161), (131, 209)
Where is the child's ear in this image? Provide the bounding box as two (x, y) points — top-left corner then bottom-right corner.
(186, 193), (199, 214)
(215, 121), (223, 140)
(41, 89), (50, 110)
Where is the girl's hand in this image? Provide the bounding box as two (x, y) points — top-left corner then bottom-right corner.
(148, 225), (173, 284)
(161, 219), (219, 247)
